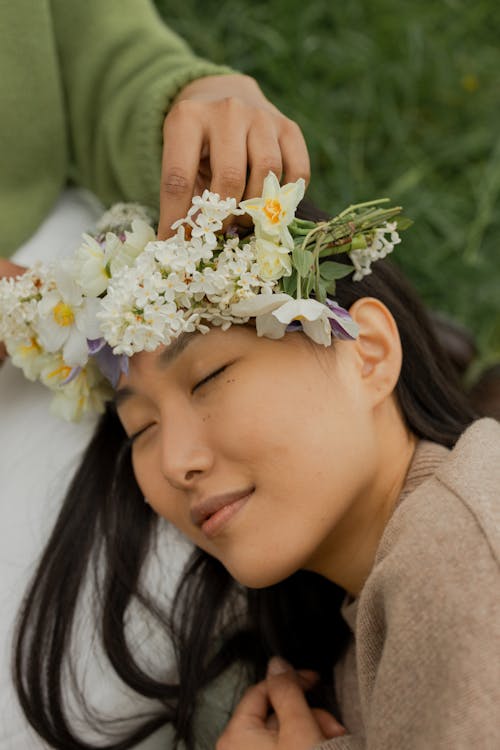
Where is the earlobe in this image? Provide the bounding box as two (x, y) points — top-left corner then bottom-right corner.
(348, 298), (402, 404)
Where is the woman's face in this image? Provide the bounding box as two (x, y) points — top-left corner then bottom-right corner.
(115, 325), (380, 588)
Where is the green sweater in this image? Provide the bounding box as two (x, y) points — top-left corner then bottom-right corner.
(0, 0), (232, 258)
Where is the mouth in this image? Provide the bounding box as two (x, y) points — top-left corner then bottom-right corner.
(191, 486), (255, 539)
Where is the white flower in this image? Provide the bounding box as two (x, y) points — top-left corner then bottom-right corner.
(230, 290), (287, 315)
(189, 190), (241, 222)
(118, 219), (157, 270)
(231, 293), (358, 345)
(73, 233), (118, 297)
(98, 271), (188, 355)
(253, 237), (292, 281)
(36, 265), (102, 367)
(95, 202), (156, 233)
(239, 171), (305, 249)
(74, 220), (156, 296)
(0, 266), (46, 342)
(170, 189), (243, 247)
(42, 357), (112, 421)
(350, 222), (401, 281)
(8, 337), (47, 381)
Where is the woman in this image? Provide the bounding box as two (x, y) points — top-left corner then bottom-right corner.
(7, 178), (499, 749)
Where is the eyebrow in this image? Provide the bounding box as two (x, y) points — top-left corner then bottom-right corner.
(113, 331), (199, 409)
(157, 331), (199, 368)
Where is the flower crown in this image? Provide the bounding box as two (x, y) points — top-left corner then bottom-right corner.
(0, 173), (409, 421)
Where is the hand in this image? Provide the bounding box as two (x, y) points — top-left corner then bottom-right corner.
(0, 259), (26, 362)
(216, 657), (345, 750)
(158, 74), (310, 238)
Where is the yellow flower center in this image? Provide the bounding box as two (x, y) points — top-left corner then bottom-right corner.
(53, 301), (75, 327)
(263, 199), (282, 224)
(20, 338), (42, 355)
(46, 364), (72, 382)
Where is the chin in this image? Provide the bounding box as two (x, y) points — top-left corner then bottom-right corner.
(225, 559), (299, 590)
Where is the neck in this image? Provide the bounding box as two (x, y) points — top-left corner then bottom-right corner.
(309, 399), (417, 596)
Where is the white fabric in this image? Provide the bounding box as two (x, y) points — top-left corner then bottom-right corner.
(0, 189), (192, 749)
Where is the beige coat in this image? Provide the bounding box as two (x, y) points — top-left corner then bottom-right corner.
(316, 418), (500, 750)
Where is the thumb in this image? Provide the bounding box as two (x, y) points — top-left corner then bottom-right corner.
(266, 658), (345, 741)
(265, 664), (324, 743)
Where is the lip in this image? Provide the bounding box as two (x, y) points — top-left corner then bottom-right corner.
(190, 487), (254, 538)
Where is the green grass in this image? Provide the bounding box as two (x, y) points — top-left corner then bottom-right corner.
(156, 0), (500, 365)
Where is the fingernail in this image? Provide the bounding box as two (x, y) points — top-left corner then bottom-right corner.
(267, 656), (292, 676)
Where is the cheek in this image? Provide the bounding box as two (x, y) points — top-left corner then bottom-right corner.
(132, 449), (177, 523)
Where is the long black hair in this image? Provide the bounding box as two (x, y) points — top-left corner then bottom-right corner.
(13, 203), (477, 749)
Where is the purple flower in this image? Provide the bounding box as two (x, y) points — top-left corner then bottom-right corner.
(91, 343), (128, 388)
(325, 298), (358, 340)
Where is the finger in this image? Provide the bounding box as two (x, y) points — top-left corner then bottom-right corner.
(278, 118), (311, 188)
(0, 341), (7, 362)
(228, 680), (271, 730)
(296, 668), (321, 689)
(158, 102), (205, 240)
(0, 260), (26, 279)
(267, 657), (319, 690)
(266, 659), (341, 739)
(266, 671), (325, 742)
(208, 103), (249, 204)
(244, 115), (283, 203)
(312, 708), (346, 738)
(265, 707), (345, 738)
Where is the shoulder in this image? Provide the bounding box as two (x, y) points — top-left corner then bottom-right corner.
(435, 417), (500, 558)
(348, 421), (500, 749)
(379, 418), (500, 572)
(363, 419), (500, 623)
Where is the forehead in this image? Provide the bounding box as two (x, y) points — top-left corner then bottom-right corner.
(115, 333), (196, 399)
(114, 327), (246, 402)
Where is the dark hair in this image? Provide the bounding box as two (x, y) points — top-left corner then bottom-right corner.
(13, 202), (477, 749)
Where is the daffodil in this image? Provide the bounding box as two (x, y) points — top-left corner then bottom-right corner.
(253, 237), (292, 281)
(240, 171), (305, 249)
(42, 356), (112, 421)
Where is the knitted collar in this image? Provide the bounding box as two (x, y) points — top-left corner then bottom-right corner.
(340, 439), (450, 628)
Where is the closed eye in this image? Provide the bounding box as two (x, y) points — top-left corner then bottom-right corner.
(192, 364), (228, 393)
(125, 364), (231, 441)
(126, 422), (157, 445)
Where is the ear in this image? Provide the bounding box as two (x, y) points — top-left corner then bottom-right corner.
(348, 297), (402, 407)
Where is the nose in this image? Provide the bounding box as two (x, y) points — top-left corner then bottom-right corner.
(159, 411), (214, 490)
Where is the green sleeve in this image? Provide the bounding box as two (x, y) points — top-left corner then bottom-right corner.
(51, 0), (234, 212)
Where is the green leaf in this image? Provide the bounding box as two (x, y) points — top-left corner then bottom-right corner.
(325, 279), (337, 296)
(395, 216), (414, 231)
(316, 281), (327, 303)
(292, 246), (315, 277)
(319, 261), (353, 281)
(281, 271), (297, 297)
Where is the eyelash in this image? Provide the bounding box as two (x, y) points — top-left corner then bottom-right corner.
(192, 364), (228, 393)
(126, 365), (228, 444)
